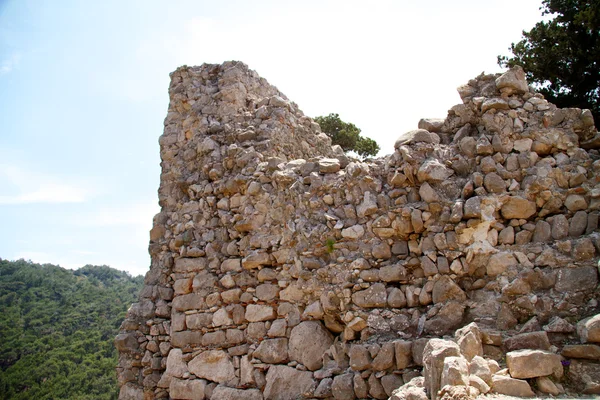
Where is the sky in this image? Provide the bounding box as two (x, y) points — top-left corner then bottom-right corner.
(0, 0), (545, 277)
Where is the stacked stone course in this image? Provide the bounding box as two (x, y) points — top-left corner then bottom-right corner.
(116, 61), (600, 399)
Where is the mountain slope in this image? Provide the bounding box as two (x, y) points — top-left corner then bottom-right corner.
(0, 259), (143, 400)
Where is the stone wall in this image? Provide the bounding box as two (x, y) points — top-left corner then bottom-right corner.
(115, 61), (600, 399)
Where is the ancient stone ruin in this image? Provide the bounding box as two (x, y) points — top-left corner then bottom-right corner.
(115, 61), (600, 400)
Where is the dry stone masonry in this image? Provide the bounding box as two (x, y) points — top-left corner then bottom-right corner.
(116, 61), (600, 400)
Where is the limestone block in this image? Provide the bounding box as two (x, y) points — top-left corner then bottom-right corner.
(188, 350), (235, 384)
(422, 339), (461, 400)
(501, 196), (536, 219)
(288, 321), (333, 371)
(506, 349), (562, 379)
(331, 373), (355, 400)
(495, 66), (529, 95)
(349, 344), (372, 371)
(491, 375), (534, 397)
(504, 331), (551, 351)
(578, 314), (600, 343)
(211, 386), (263, 400)
(432, 276), (466, 304)
(169, 378), (206, 400)
(263, 365), (315, 400)
(253, 338), (288, 364)
(245, 304), (276, 322)
(439, 355), (469, 388)
(352, 283), (387, 308)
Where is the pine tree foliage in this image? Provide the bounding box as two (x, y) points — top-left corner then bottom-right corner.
(498, 0), (599, 121)
(314, 113), (380, 158)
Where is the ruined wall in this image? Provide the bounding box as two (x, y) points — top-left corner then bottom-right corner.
(116, 61), (600, 400)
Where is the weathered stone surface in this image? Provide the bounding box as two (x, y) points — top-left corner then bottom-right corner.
(390, 377), (427, 400)
(288, 321), (333, 371)
(567, 359), (600, 394)
(506, 349), (562, 379)
(565, 194), (588, 212)
(396, 129), (440, 148)
(188, 350), (235, 384)
(455, 323), (482, 361)
(341, 224), (365, 239)
(562, 344), (600, 359)
(432, 276), (466, 304)
(469, 355), (492, 385)
(352, 283), (387, 308)
(491, 375), (534, 397)
(169, 378), (206, 400)
(394, 340), (413, 370)
(348, 344), (371, 371)
(115, 333), (139, 353)
(487, 252), (517, 276)
(440, 355), (469, 388)
(578, 314), (600, 343)
(331, 373), (355, 400)
(211, 386), (263, 400)
(245, 304), (276, 322)
(117, 62), (600, 399)
(372, 342), (395, 371)
(381, 374), (404, 397)
(495, 66), (529, 95)
(536, 376), (560, 395)
(501, 197), (536, 219)
(555, 266), (598, 292)
(422, 339), (460, 400)
(253, 338), (288, 364)
(417, 159), (453, 182)
(263, 365), (315, 400)
(503, 331), (551, 351)
(379, 265), (407, 282)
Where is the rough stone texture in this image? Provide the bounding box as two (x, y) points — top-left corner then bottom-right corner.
(423, 339), (460, 400)
(578, 313), (600, 343)
(188, 350), (235, 384)
(491, 375), (534, 397)
(503, 331), (551, 351)
(331, 373), (355, 400)
(506, 349), (562, 379)
(288, 321), (333, 370)
(263, 365), (315, 400)
(211, 386), (263, 400)
(116, 62), (600, 399)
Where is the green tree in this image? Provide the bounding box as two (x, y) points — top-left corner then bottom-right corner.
(0, 259), (143, 400)
(498, 0), (600, 121)
(314, 113), (380, 158)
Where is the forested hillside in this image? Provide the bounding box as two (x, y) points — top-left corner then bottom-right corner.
(0, 259), (143, 400)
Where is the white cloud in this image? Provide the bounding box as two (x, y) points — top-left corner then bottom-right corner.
(0, 164), (89, 204)
(0, 52), (21, 75)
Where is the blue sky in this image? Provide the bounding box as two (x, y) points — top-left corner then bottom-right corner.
(0, 0), (544, 276)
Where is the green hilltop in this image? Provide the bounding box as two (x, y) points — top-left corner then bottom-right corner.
(0, 259), (143, 400)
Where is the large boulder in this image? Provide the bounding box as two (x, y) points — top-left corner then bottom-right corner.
(506, 349), (562, 379)
(491, 375), (534, 397)
(188, 350), (236, 384)
(263, 365), (315, 400)
(422, 339), (461, 400)
(503, 331), (551, 351)
(288, 321), (333, 371)
(501, 196), (536, 219)
(455, 323), (482, 361)
(395, 129), (440, 148)
(253, 338), (288, 364)
(578, 314), (600, 343)
(495, 66), (529, 95)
